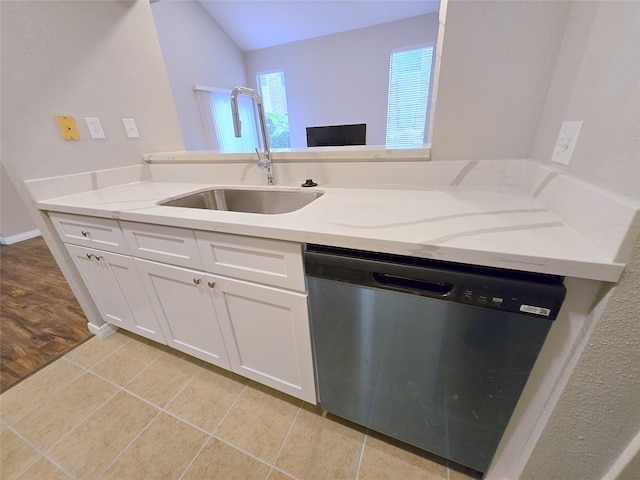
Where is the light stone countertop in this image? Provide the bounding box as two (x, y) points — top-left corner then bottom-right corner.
(36, 179), (625, 282)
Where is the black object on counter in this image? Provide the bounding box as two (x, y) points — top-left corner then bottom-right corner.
(302, 179), (318, 187)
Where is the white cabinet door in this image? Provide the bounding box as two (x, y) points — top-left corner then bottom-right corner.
(65, 244), (165, 343)
(210, 275), (316, 404)
(135, 258), (230, 369)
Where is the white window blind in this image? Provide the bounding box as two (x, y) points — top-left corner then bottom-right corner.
(256, 70), (290, 148)
(386, 46), (434, 149)
(194, 85), (259, 153)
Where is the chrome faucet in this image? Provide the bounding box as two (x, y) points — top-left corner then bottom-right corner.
(230, 86), (274, 186)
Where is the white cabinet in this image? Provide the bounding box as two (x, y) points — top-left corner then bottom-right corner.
(65, 244), (165, 343)
(211, 275), (316, 404)
(50, 212), (316, 404)
(135, 259), (231, 369)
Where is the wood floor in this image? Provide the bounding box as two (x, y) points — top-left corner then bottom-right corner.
(1, 236), (92, 392)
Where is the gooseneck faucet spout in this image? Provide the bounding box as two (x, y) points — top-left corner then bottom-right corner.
(230, 86), (274, 186)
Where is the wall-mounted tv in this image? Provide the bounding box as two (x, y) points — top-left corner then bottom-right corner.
(306, 124), (366, 147)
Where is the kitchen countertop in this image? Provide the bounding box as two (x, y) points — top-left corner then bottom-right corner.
(37, 178), (627, 282)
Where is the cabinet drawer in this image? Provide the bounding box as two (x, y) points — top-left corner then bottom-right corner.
(195, 231), (305, 291)
(121, 221), (202, 269)
(49, 212), (128, 254)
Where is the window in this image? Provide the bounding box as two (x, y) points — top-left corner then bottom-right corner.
(386, 46), (434, 149)
(210, 89), (259, 153)
(194, 85), (259, 153)
(256, 70), (290, 148)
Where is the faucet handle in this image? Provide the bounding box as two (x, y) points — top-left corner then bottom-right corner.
(255, 148), (269, 169)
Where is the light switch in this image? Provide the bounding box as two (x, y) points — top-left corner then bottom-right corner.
(85, 117), (106, 139)
(55, 115), (80, 140)
(552, 121), (583, 165)
(122, 118), (140, 138)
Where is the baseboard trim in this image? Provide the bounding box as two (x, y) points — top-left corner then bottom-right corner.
(0, 229), (41, 245)
(87, 322), (119, 339)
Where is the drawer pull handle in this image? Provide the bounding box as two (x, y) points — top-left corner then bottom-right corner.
(95, 255), (103, 261)
(207, 281), (216, 288)
(81, 230), (89, 237)
(86, 253), (94, 259)
(193, 278), (201, 285)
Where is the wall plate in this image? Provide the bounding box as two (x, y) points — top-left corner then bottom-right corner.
(551, 121), (583, 165)
(55, 115), (80, 140)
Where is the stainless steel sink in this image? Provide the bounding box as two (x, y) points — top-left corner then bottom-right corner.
(159, 188), (323, 214)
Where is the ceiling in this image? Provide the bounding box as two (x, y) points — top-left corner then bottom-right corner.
(199, 1), (441, 51)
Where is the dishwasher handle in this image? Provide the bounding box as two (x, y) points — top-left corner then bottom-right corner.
(372, 272), (454, 297)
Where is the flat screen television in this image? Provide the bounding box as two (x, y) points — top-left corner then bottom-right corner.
(306, 124), (366, 147)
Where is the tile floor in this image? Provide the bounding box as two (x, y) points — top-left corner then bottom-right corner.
(1, 330), (483, 480)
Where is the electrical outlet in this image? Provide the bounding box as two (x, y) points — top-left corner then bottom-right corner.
(85, 117), (106, 139)
(122, 118), (140, 138)
(551, 121), (582, 165)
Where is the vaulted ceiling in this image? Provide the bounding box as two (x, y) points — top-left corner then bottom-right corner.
(199, 1), (441, 51)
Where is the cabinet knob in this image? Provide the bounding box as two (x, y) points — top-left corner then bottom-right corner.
(193, 278), (201, 285)
(81, 230), (89, 237)
(95, 255), (103, 261)
(207, 281), (216, 288)
(86, 253), (94, 259)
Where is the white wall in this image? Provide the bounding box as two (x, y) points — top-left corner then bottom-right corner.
(1, 0), (184, 329)
(0, 164), (37, 243)
(151, 0), (247, 151)
(431, 1), (571, 160)
(244, 14), (439, 148)
(1, 1), (184, 182)
(531, 1), (640, 203)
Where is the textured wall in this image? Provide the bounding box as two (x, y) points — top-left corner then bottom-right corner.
(522, 238), (640, 479)
(0, 164), (36, 239)
(430, 1), (570, 160)
(1, 0), (184, 182)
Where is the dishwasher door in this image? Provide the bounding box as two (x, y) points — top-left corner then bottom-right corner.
(305, 245), (565, 473)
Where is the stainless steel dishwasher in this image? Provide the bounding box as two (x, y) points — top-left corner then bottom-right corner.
(304, 245), (566, 473)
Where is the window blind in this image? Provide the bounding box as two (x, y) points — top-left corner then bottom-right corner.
(386, 46), (434, 149)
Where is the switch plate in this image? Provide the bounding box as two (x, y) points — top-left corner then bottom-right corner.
(551, 121), (582, 165)
(85, 117), (106, 139)
(55, 115), (80, 140)
(122, 118), (140, 138)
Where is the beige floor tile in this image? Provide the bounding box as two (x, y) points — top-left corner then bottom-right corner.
(63, 332), (130, 369)
(0, 427), (41, 480)
(267, 469), (297, 480)
(358, 432), (448, 480)
(0, 359), (84, 424)
(181, 437), (271, 480)
(91, 337), (162, 386)
(125, 350), (200, 407)
(47, 391), (159, 479)
(166, 366), (246, 433)
(98, 412), (207, 480)
(275, 405), (365, 480)
(14, 457), (71, 480)
(215, 383), (301, 464)
(13, 373), (117, 451)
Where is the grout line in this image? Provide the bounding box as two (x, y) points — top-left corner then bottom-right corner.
(210, 382), (249, 436)
(96, 409), (163, 478)
(176, 431), (212, 480)
(354, 428), (369, 480)
(271, 404), (303, 466)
